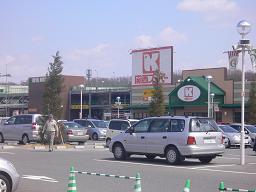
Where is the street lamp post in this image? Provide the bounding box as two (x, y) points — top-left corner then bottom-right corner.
(79, 84), (84, 119)
(210, 93), (215, 119)
(233, 20), (252, 165)
(116, 96), (121, 118)
(206, 75), (213, 118)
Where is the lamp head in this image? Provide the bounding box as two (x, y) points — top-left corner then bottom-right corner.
(79, 84), (84, 88)
(116, 96), (120, 100)
(206, 75), (213, 80)
(237, 20), (251, 36)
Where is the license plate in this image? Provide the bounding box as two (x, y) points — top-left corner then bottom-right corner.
(204, 139), (216, 144)
(77, 132), (83, 136)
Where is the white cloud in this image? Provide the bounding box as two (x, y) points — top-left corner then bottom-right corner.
(177, 0), (239, 23)
(0, 55), (15, 65)
(134, 35), (155, 48)
(68, 44), (110, 61)
(159, 27), (187, 44)
(177, 0), (238, 13)
(134, 26), (187, 49)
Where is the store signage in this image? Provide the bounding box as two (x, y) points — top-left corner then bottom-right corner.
(177, 85), (201, 102)
(131, 46), (173, 86)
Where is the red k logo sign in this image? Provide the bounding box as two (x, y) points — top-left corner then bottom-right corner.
(143, 51), (160, 74)
(184, 87), (193, 98)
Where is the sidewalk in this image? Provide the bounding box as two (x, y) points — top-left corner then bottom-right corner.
(0, 141), (107, 151)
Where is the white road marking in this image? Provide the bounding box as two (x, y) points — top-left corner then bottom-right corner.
(190, 164), (236, 169)
(0, 152), (15, 155)
(219, 157), (240, 160)
(95, 159), (256, 175)
(22, 175), (58, 183)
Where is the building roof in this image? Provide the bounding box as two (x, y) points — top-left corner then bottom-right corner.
(186, 76), (225, 96)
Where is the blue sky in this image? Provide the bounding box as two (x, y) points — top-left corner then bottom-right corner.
(0, 0), (255, 83)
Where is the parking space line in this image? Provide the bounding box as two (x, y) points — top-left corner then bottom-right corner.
(190, 164), (236, 169)
(0, 152), (15, 155)
(219, 157), (240, 160)
(95, 159), (256, 175)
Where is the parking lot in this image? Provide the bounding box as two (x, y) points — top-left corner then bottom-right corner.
(0, 142), (256, 192)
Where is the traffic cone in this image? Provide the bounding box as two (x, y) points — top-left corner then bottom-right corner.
(134, 172), (141, 192)
(67, 166), (77, 192)
(183, 179), (190, 192)
(219, 182), (225, 192)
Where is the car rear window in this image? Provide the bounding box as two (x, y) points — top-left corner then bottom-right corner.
(109, 121), (130, 130)
(36, 115), (47, 125)
(92, 120), (108, 128)
(190, 118), (219, 132)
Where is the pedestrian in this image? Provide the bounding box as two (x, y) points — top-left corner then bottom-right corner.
(42, 114), (58, 152)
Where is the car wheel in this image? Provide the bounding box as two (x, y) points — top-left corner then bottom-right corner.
(145, 154), (156, 160)
(113, 143), (127, 160)
(92, 133), (98, 140)
(165, 146), (180, 165)
(0, 174), (11, 192)
(0, 133), (4, 143)
(21, 134), (29, 145)
(199, 156), (214, 164)
(106, 138), (111, 148)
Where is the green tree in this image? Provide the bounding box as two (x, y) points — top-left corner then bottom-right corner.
(248, 80), (256, 124)
(148, 69), (165, 116)
(43, 51), (64, 119)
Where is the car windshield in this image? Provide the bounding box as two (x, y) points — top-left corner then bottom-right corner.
(63, 122), (84, 129)
(219, 125), (238, 133)
(92, 120), (108, 128)
(129, 120), (139, 126)
(245, 125), (256, 133)
(190, 118), (219, 132)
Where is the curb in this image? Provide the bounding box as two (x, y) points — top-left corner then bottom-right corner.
(1, 146), (16, 149)
(74, 146), (85, 149)
(94, 145), (105, 149)
(34, 146), (46, 150)
(55, 146), (67, 149)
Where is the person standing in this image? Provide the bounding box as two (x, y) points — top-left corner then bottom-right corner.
(43, 114), (58, 152)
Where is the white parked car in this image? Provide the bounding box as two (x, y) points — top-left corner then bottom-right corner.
(109, 116), (225, 164)
(0, 114), (46, 144)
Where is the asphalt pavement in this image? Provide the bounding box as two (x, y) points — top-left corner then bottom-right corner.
(0, 142), (256, 192)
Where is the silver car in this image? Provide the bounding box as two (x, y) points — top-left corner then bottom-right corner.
(109, 116), (225, 164)
(60, 121), (89, 144)
(0, 157), (20, 192)
(73, 119), (108, 140)
(229, 124), (256, 147)
(0, 114), (46, 144)
(218, 124), (251, 148)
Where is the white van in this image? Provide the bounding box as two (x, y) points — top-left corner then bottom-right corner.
(109, 116), (225, 164)
(0, 114), (46, 144)
(106, 119), (139, 147)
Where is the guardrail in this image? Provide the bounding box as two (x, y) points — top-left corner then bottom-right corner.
(67, 166), (141, 192)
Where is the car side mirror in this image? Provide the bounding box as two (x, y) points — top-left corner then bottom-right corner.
(245, 130), (249, 134)
(128, 127), (134, 135)
(88, 125), (92, 128)
(4, 122), (9, 125)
